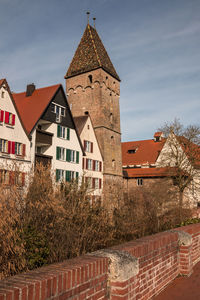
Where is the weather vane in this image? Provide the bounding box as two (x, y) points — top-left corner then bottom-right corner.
(93, 17), (96, 29)
(86, 11), (90, 24)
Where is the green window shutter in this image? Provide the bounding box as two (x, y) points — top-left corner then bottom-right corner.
(67, 128), (70, 140)
(57, 125), (61, 137)
(56, 147), (60, 160)
(56, 169), (60, 182)
(66, 149), (71, 162)
(76, 151), (79, 164)
(66, 170), (71, 182)
(76, 172), (79, 179)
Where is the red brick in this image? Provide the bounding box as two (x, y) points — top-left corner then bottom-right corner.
(27, 284), (34, 300)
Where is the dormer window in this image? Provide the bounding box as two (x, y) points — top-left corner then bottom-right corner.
(154, 132), (163, 142)
(51, 103), (65, 117)
(128, 148), (137, 154)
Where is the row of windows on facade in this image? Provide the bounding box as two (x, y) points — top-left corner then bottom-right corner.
(82, 157), (102, 172)
(56, 147), (79, 163)
(85, 177), (102, 190)
(56, 169), (79, 182)
(0, 110), (15, 126)
(0, 170), (25, 186)
(0, 139), (26, 156)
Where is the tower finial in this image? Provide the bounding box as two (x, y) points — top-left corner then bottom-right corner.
(93, 17), (96, 29)
(86, 11), (90, 24)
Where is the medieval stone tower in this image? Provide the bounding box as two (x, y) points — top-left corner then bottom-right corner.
(65, 22), (123, 204)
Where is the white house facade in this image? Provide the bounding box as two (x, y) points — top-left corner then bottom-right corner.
(12, 83), (84, 184)
(0, 79), (31, 186)
(74, 115), (103, 198)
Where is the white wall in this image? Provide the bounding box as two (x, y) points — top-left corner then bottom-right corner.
(80, 117), (103, 196)
(0, 85), (31, 173)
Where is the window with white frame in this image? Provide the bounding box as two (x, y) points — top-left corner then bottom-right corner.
(94, 178), (99, 189)
(84, 140), (93, 153)
(56, 169), (65, 182)
(52, 103), (65, 117)
(95, 160), (100, 171)
(0, 139), (8, 153)
(57, 125), (70, 140)
(60, 147), (65, 160)
(87, 159), (92, 170)
(15, 143), (22, 155)
(86, 177), (92, 189)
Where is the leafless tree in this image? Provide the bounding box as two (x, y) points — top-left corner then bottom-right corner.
(157, 119), (200, 219)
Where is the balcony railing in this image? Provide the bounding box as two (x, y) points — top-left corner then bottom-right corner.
(35, 153), (52, 167)
(35, 129), (53, 146)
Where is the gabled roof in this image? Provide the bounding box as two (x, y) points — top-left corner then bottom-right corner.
(0, 78), (6, 86)
(65, 24), (120, 81)
(122, 138), (165, 166)
(123, 167), (175, 178)
(73, 116), (88, 136)
(73, 114), (104, 160)
(0, 78), (29, 138)
(12, 84), (60, 135)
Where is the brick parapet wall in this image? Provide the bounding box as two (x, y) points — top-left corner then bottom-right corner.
(1, 224), (200, 300)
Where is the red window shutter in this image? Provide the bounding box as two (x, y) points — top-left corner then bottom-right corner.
(100, 161), (102, 172)
(92, 178), (95, 189)
(22, 173), (25, 186)
(91, 142), (93, 153)
(12, 142), (15, 154)
(5, 111), (9, 124)
(84, 140), (86, 151)
(8, 141), (11, 154)
(0, 110), (4, 122)
(86, 158), (88, 170)
(12, 114), (15, 126)
(82, 157), (85, 169)
(22, 144), (26, 156)
(93, 160), (95, 171)
(99, 178), (102, 189)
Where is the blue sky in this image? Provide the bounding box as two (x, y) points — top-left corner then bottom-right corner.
(0, 0), (200, 141)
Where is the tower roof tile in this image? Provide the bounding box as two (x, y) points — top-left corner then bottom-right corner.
(65, 24), (120, 81)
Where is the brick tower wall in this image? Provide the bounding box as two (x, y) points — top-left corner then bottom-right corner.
(66, 68), (123, 206)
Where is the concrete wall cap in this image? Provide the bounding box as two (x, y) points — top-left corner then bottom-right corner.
(89, 249), (139, 282)
(170, 230), (192, 246)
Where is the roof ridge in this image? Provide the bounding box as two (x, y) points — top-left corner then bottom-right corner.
(13, 83), (61, 95)
(88, 24), (102, 67)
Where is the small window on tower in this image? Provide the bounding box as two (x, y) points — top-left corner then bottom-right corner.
(88, 75), (93, 83)
(112, 159), (116, 169)
(110, 113), (113, 123)
(1, 91), (5, 98)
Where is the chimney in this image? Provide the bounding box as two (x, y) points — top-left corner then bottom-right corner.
(26, 83), (35, 97)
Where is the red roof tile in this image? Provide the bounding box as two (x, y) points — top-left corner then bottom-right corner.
(123, 167), (175, 178)
(12, 84), (60, 134)
(122, 139), (165, 166)
(0, 79), (5, 86)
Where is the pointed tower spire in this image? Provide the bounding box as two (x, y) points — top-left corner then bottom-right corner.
(65, 23), (120, 81)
